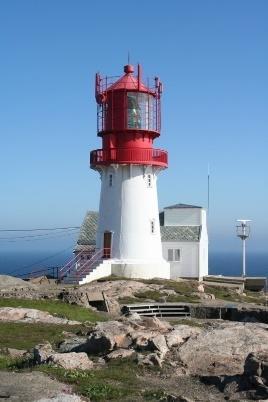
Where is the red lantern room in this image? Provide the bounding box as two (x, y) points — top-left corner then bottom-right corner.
(90, 64), (168, 168)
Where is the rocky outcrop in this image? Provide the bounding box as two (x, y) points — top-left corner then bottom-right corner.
(178, 322), (268, 375)
(0, 307), (80, 325)
(33, 343), (93, 370)
(48, 352), (93, 370)
(106, 348), (136, 360)
(165, 325), (202, 348)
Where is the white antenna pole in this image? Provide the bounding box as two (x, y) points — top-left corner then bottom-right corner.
(236, 220), (251, 278)
(242, 235), (246, 277)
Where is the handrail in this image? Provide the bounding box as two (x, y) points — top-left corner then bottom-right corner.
(90, 147), (168, 168)
(59, 250), (85, 280)
(75, 248), (108, 279)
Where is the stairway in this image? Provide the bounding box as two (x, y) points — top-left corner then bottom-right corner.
(122, 303), (191, 318)
(60, 249), (111, 285)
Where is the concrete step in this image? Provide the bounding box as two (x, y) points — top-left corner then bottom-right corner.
(122, 303), (191, 318)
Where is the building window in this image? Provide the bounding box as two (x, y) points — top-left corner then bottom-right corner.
(150, 219), (155, 234)
(109, 174), (113, 187)
(168, 249), (173, 261)
(147, 174), (152, 187)
(174, 249), (181, 261)
(167, 249), (181, 262)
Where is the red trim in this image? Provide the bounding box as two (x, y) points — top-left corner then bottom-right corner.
(90, 148), (168, 168)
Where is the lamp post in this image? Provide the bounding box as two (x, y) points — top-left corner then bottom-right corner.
(236, 220), (251, 278)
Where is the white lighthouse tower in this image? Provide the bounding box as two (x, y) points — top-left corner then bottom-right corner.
(89, 64), (170, 280)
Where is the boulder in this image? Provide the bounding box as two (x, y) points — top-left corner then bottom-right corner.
(33, 343), (54, 364)
(49, 352), (93, 370)
(140, 352), (163, 368)
(165, 325), (202, 348)
(6, 348), (28, 359)
(132, 331), (154, 351)
(140, 317), (172, 332)
(178, 322), (268, 376)
(106, 348), (136, 360)
(90, 321), (133, 350)
(58, 337), (89, 353)
(0, 307), (79, 325)
(149, 334), (169, 356)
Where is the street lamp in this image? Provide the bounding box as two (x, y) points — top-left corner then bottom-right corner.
(236, 220), (251, 278)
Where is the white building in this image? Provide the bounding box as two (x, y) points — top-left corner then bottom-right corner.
(74, 202), (208, 282)
(160, 204), (208, 280)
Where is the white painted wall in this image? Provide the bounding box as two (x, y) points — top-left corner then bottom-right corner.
(198, 209), (208, 278)
(162, 241), (199, 278)
(96, 164), (165, 263)
(164, 208), (201, 226)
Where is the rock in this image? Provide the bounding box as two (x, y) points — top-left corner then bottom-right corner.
(149, 334), (169, 356)
(165, 325), (202, 348)
(197, 284), (205, 293)
(141, 352), (163, 368)
(33, 343), (54, 364)
(178, 322), (268, 376)
(0, 275), (36, 288)
(132, 331), (154, 351)
(244, 352), (263, 377)
(128, 312), (141, 320)
(58, 337), (89, 353)
(140, 317), (172, 332)
(106, 348), (136, 360)
(90, 320), (132, 351)
(6, 348), (28, 359)
(36, 394), (83, 402)
(49, 352), (93, 370)
(0, 307), (80, 325)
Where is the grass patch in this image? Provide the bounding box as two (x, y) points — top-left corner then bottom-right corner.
(0, 298), (106, 322)
(39, 358), (153, 401)
(0, 322), (84, 350)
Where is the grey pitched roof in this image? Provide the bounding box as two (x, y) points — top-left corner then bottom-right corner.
(76, 210), (201, 247)
(77, 211), (98, 246)
(164, 203), (202, 209)
(160, 226), (200, 241)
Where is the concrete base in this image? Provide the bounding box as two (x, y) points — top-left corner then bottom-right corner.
(111, 261), (170, 280)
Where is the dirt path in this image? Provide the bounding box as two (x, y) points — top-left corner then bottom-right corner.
(0, 371), (85, 402)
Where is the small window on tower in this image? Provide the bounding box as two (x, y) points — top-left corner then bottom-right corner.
(109, 174), (113, 187)
(150, 219), (155, 234)
(147, 174), (152, 187)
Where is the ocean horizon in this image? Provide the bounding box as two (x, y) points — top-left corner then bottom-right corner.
(0, 250), (267, 278)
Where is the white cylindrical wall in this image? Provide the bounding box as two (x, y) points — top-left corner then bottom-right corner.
(96, 164), (164, 263)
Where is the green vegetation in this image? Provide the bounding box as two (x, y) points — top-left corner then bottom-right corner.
(203, 286), (267, 305)
(0, 322), (84, 350)
(0, 298), (106, 322)
(39, 359), (160, 401)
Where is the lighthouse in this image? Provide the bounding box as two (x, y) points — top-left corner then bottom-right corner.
(89, 64), (170, 280)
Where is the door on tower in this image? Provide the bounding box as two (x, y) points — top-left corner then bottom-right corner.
(103, 231), (112, 258)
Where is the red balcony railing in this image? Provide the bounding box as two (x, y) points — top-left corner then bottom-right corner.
(90, 148), (168, 168)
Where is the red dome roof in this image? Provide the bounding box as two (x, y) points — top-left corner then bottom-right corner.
(107, 65), (151, 93)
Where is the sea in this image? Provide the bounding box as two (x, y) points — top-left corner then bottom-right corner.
(0, 250), (267, 278)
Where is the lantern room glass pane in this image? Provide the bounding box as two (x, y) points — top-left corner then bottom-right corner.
(127, 92), (154, 130)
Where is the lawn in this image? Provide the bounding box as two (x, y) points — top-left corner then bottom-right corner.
(0, 322), (84, 350)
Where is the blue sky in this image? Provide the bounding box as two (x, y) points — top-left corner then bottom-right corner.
(0, 0), (267, 254)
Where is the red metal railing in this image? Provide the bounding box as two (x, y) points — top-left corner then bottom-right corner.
(90, 148), (168, 168)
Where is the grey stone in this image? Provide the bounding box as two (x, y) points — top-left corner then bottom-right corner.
(49, 352), (93, 370)
(33, 343), (54, 364)
(106, 348), (136, 360)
